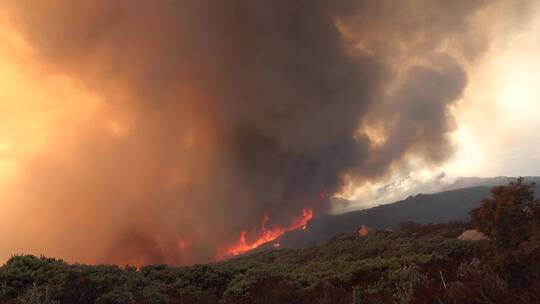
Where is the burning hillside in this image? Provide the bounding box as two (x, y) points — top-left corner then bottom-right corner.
(0, 0), (531, 265)
(217, 208), (313, 259)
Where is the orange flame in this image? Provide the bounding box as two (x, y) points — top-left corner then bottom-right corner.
(217, 207), (313, 259)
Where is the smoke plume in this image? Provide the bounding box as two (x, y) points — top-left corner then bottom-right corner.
(0, 0), (529, 264)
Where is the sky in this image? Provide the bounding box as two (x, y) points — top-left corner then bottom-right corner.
(446, 5), (540, 178)
(0, 1), (538, 265)
(339, 1), (540, 208)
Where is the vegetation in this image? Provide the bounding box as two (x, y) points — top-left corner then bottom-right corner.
(2, 179), (540, 303)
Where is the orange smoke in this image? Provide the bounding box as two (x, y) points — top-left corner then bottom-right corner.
(0, 0), (527, 267)
(217, 208), (313, 259)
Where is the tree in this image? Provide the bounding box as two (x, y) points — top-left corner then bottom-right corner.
(470, 178), (539, 250)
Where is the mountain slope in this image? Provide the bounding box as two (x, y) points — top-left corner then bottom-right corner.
(2, 178), (540, 303)
(269, 182), (540, 250)
(2, 220), (539, 304)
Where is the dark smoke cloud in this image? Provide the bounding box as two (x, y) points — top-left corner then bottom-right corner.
(0, 0), (526, 264)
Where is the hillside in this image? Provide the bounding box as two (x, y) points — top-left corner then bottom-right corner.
(2, 220), (539, 304)
(268, 182), (540, 251)
(0, 222), (492, 304)
(2, 179), (540, 304)
(332, 176), (540, 213)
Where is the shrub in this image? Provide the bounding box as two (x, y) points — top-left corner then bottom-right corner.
(470, 178), (539, 250)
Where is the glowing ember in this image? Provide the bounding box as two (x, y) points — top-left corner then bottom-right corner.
(217, 207), (313, 259)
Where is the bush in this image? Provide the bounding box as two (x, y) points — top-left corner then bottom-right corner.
(471, 178), (539, 250)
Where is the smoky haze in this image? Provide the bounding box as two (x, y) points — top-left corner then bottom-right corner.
(0, 0), (528, 264)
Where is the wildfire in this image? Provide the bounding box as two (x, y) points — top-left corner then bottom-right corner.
(217, 207), (313, 259)
(289, 208), (314, 230)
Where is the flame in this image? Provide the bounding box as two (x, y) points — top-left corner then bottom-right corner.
(289, 208), (314, 230)
(217, 207), (313, 259)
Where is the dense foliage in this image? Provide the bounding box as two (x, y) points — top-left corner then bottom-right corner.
(2, 179), (540, 304)
(471, 177), (540, 250)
